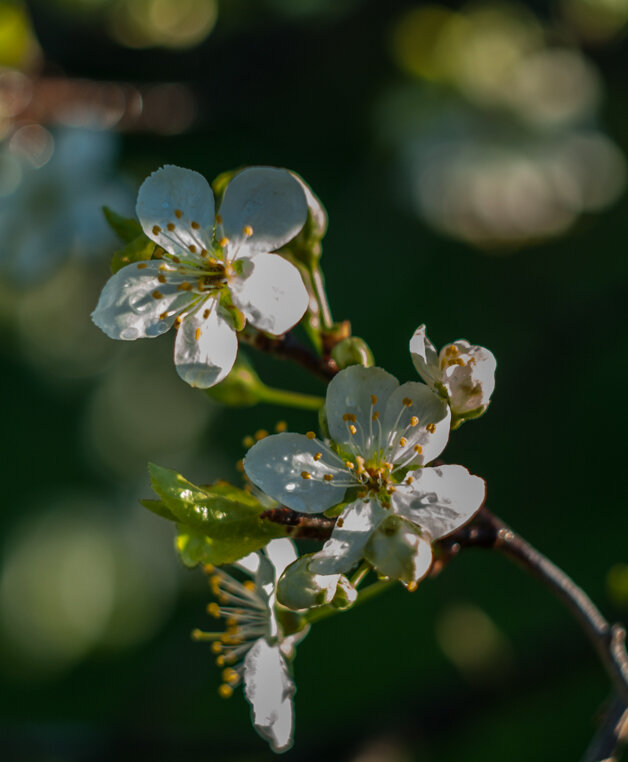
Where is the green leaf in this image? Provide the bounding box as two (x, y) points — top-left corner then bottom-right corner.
(176, 525), (215, 567)
(103, 206), (142, 243)
(111, 234), (156, 274)
(148, 464), (287, 566)
(140, 498), (178, 522)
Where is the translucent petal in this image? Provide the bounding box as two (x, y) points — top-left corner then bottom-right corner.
(440, 340), (497, 416)
(136, 165), (214, 258)
(277, 555), (341, 610)
(243, 639), (295, 753)
(392, 465), (486, 540)
(219, 167), (307, 253)
(308, 499), (388, 575)
(91, 261), (193, 340)
(173, 301), (238, 388)
(290, 171), (327, 238)
(382, 382), (450, 466)
(230, 253), (308, 335)
(364, 515), (433, 585)
(264, 538), (299, 581)
(244, 433), (355, 514)
(409, 324), (441, 388)
(326, 366), (400, 456)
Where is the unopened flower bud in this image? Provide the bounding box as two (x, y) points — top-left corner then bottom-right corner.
(206, 354), (264, 406)
(331, 337), (374, 370)
(364, 515), (433, 587)
(277, 554), (355, 611)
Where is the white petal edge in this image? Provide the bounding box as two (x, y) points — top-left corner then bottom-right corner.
(243, 639), (296, 753)
(230, 253), (309, 335)
(173, 300), (238, 388)
(244, 432), (355, 514)
(409, 324), (441, 388)
(219, 167), (307, 253)
(392, 465), (486, 540)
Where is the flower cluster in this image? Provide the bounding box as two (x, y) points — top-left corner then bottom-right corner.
(93, 162), (498, 753)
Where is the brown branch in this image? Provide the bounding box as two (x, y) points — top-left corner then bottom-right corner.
(581, 696), (628, 762)
(239, 328), (338, 382)
(260, 507), (336, 540)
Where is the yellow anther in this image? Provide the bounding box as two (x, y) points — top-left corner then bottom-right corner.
(445, 344), (459, 356)
(203, 308), (211, 320)
(370, 395), (378, 404)
(407, 581), (418, 592)
(159, 264), (168, 271)
(201, 248), (208, 257)
(216, 214), (223, 224)
(306, 431), (316, 439)
(191, 628), (207, 641)
(167, 222), (176, 231)
(346, 461), (355, 470)
(236, 459), (244, 472)
(218, 684), (233, 699)
(172, 255), (181, 263)
(152, 289), (163, 299)
(152, 225), (162, 235)
(177, 282), (192, 291)
(195, 327), (201, 341)
(191, 220), (200, 229)
(204, 564), (215, 574)
(188, 244), (197, 253)
(211, 641), (223, 654)
(216, 655), (225, 667)
(301, 471), (312, 480)
(342, 413), (357, 422)
(426, 423), (436, 434)
(275, 420), (287, 433)
(243, 580), (256, 592)
(208, 602), (221, 618)
(414, 444), (423, 454)
(157, 275), (167, 284)
(405, 476), (414, 485)
(355, 455), (365, 472)
(410, 416), (419, 427)
(175, 209), (183, 219)
(372, 412), (379, 422)
(174, 316), (182, 328)
(314, 452), (322, 461)
(242, 435), (255, 448)
(218, 237), (229, 247)
(336, 517), (344, 528)
(349, 425), (357, 435)
(207, 257), (218, 266)
(137, 262), (148, 269)
(243, 225), (254, 236)
(402, 397), (413, 407)
(159, 311), (169, 320)
(254, 429), (268, 441)
(387, 486), (396, 494)
(222, 668), (239, 684)
(399, 437), (408, 447)
(323, 474), (334, 482)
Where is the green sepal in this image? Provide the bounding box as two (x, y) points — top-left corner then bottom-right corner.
(331, 336), (374, 369)
(140, 498), (178, 522)
(111, 234), (156, 274)
(148, 463), (287, 566)
(218, 289), (246, 332)
(103, 206), (143, 243)
(205, 353), (263, 407)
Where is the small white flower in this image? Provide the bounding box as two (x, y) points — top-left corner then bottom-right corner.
(198, 538), (308, 753)
(410, 324), (497, 422)
(244, 366), (485, 586)
(92, 165), (310, 388)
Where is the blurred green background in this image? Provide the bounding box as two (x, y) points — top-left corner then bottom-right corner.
(0, 0), (627, 759)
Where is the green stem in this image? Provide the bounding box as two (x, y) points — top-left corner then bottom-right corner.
(311, 265), (333, 330)
(257, 385), (324, 411)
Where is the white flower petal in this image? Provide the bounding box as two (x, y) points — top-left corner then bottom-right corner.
(173, 300), (237, 388)
(136, 165), (214, 258)
(440, 340), (497, 416)
(230, 253), (308, 335)
(265, 538), (299, 581)
(326, 366), (400, 455)
(91, 261), (192, 340)
(244, 639), (296, 753)
(383, 382), (450, 466)
(244, 433), (355, 514)
(392, 465), (485, 540)
(308, 499), (388, 575)
(409, 324), (441, 388)
(364, 515), (433, 585)
(219, 167), (307, 253)
(235, 552), (261, 576)
(277, 555), (342, 610)
(290, 171), (327, 238)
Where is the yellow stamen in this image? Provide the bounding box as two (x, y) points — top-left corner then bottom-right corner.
(152, 289), (163, 299)
(254, 429), (268, 441)
(207, 602), (220, 618)
(218, 684), (233, 699)
(342, 413), (357, 422)
(426, 423), (436, 434)
(152, 225), (161, 235)
(323, 474), (334, 482)
(414, 444), (423, 454)
(372, 412), (379, 421)
(399, 437), (407, 447)
(370, 395), (378, 404)
(301, 471), (311, 480)
(195, 327), (201, 341)
(402, 397), (413, 407)
(211, 642), (222, 654)
(188, 244), (197, 253)
(275, 421), (287, 433)
(349, 424), (357, 435)
(346, 461), (355, 470)
(242, 435), (255, 448)
(157, 275), (167, 284)
(137, 262), (148, 269)
(314, 452), (322, 461)
(306, 431), (316, 439)
(219, 237), (229, 247)
(167, 223), (175, 231)
(243, 225), (253, 237)
(191, 221), (200, 229)
(410, 416), (419, 427)
(407, 581), (418, 592)
(175, 209), (183, 219)
(337, 517), (344, 528)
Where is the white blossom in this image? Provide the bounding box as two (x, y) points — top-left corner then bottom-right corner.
(199, 539), (307, 753)
(410, 324), (497, 422)
(92, 165), (310, 388)
(244, 366), (485, 586)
